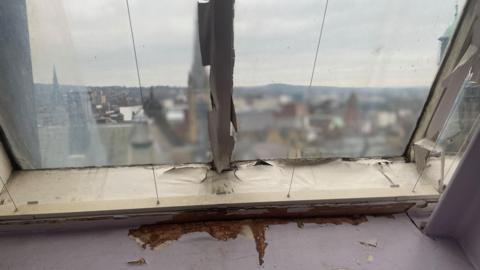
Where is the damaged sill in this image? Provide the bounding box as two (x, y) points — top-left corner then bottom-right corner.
(0, 158), (444, 221)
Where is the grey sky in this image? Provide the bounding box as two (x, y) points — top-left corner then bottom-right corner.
(27, 0), (463, 87)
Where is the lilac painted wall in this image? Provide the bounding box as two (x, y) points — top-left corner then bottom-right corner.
(0, 214), (473, 270)
(426, 117), (480, 270)
(460, 212), (480, 270)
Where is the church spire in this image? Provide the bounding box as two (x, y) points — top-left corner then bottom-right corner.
(438, 3), (460, 63)
(186, 19), (209, 143)
(53, 65), (59, 87)
(52, 65), (61, 103)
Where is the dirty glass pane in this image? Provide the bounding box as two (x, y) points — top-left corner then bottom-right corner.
(19, 0), (209, 168)
(233, 0), (465, 160)
(436, 74), (480, 183)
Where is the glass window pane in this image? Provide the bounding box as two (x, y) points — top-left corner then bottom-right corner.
(0, 0), (467, 168)
(23, 0), (209, 168)
(233, 0), (465, 160)
(437, 74), (480, 183)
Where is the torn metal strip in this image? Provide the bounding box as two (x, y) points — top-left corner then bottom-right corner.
(426, 45), (479, 140)
(413, 138), (445, 192)
(471, 8), (480, 82)
(412, 4), (480, 191)
(407, 0), (477, 159)
(198, 0), (237, 173)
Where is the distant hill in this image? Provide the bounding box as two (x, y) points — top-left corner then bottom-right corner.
(234, 83), (429, 98)
(34, 82), (429, 99)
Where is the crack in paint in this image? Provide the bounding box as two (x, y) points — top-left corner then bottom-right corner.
(129, 216), (367, 265)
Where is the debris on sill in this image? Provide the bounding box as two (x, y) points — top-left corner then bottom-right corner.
(129, 216), (367, 265)
(127, 257), (147, 266)
(296, 221), (305, 228)
(252, 159), (273, 166)
(358, 238), (378, 248)
(210, 170), (236, 194)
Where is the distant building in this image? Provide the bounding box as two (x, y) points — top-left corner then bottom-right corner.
(186, 24), (209, 144)
(119, 106), (142, 122)
(66, 91), (90, 155)
(34, 66), (69, 127)
(52, 65), (62, 103)
(439, 4), (459, 62)
(343, 92), (361, 133)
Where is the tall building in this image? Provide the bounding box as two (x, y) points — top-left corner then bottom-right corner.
(66, 91), (90, 156)
(344, 92), (361, 133)
(0, 0), (41, 168)
(52, 65), (61, 103)
(438, 4), (459, 61)
(186, 25), (209, 144)
(52, 66), (58, 84)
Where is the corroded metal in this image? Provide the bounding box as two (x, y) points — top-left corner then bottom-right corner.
(198, 0), (237, 173)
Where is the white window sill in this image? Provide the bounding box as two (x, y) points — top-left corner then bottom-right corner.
(0, 158), (449, 220)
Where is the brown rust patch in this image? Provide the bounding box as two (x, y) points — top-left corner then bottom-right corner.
(165, 202), (413, 224)
(129, 215), (367, 265)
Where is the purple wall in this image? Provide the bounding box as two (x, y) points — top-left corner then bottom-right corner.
(460, 212), (480, 269)
(426, 121), (480, 270)
(0, 214), (474, 270)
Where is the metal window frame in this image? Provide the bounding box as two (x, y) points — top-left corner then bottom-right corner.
(0, 0), (478, 224)
(0, 0), (474, 171)
(0, 141), (12, 184)
(406, 0), (479, 160)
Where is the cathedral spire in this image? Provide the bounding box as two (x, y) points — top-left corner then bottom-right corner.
(53, 65), (59, 87)
(186, 19), (209, 143)
(52, 64), (62, 103)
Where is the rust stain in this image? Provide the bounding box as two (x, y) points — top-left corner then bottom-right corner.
(0, 202), (413, 227)
(129, 216), (367, 265)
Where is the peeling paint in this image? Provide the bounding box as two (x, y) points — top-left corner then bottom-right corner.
(129, 216), (367, 265)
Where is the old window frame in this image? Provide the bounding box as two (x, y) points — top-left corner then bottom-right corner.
(0, 0), (478, 223)
(407, 0), (478, 158)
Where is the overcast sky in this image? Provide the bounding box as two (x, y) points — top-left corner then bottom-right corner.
(27, 0), (463, 88)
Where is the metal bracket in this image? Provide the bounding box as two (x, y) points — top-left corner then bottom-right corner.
(413, 138), (445, 192)
(375, 162), (400, 188)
